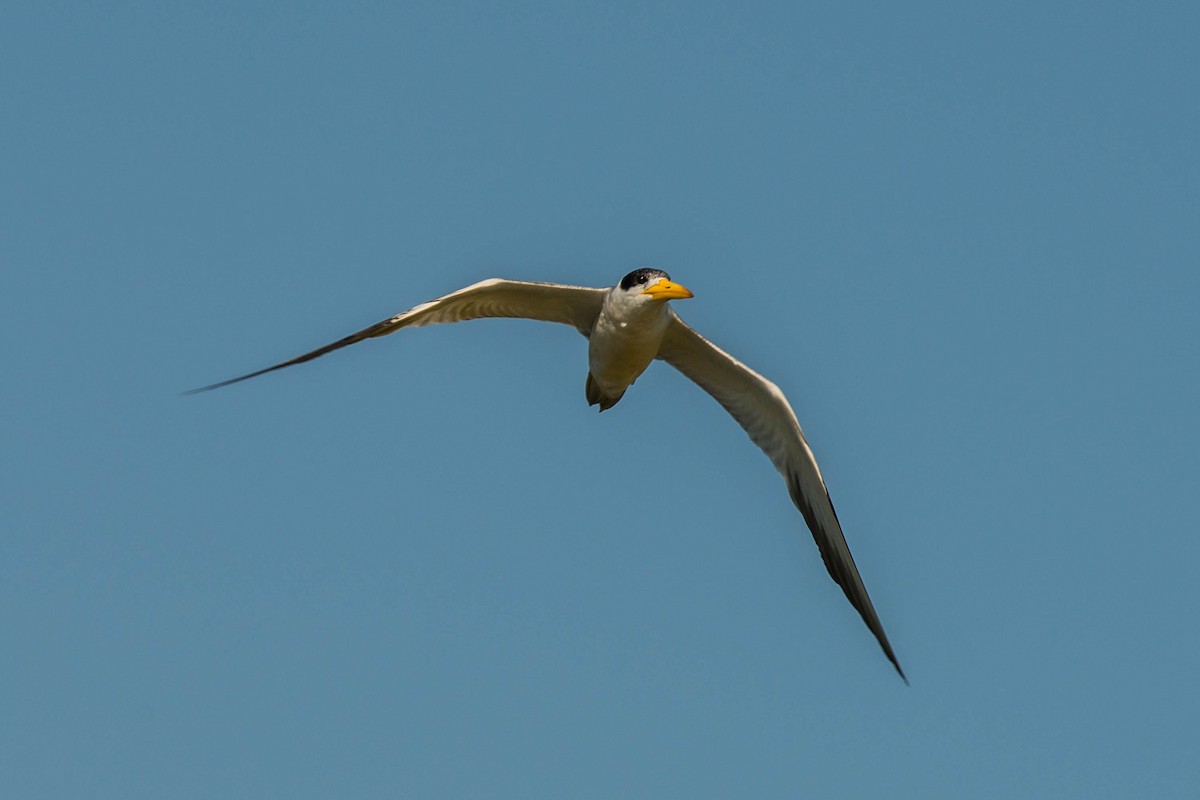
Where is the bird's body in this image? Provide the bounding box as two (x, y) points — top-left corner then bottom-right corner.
(585, 269), (684, 410)
(190, 268), (906, 681)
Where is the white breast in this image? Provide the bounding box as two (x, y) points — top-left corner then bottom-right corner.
(587, 298), (672, 396)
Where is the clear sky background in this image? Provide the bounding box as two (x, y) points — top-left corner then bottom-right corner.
(3, 2), (1198, 797)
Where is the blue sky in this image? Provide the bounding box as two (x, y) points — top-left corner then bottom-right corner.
(3, 1), (1198, 797)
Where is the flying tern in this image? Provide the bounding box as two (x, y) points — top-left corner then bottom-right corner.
(190, 268), (906, 681)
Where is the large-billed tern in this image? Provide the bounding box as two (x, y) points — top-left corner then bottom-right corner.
(191, 268), (906, 681)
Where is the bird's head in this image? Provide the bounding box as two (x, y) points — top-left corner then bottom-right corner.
(616, 268), (694, 303)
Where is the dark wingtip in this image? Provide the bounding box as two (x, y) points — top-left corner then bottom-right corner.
(873, 620), (908, 685)
(784, 469), (908, 685)
(876, 632), (908, 685)
(181, 363), (289, 396)
(181, 376), (248, 396)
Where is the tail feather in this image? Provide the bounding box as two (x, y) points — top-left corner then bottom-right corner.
(585, 373), (623, 412)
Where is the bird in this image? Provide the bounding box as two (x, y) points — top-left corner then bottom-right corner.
(189, 268), (906, 681)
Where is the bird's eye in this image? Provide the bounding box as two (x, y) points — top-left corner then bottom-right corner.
(638, 275), (648, 284)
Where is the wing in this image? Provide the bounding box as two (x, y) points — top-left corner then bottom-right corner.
(657, 313), (906, 682)
(187, 278), (606, 394)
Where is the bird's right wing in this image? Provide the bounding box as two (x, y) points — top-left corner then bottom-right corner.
(187, 279), (606, 393)
(657, 312), (905, 682)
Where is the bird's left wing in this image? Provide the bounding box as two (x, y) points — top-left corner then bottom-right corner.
(657, 312), (906, 682)
(187, 279), (606, 393)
